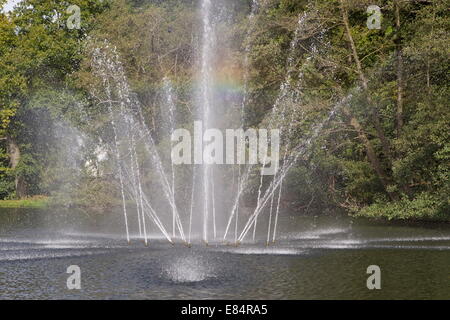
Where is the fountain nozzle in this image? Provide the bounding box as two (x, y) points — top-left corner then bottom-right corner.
(183, 241), (191, 248)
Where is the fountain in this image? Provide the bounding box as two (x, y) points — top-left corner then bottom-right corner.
(1, 0), (449, 302)
(85, 0), (344, 247)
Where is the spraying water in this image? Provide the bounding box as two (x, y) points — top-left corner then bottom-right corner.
(86, 3), (345, 246)
(198, 0), (216, 244)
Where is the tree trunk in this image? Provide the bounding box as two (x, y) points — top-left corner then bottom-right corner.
(393, 0), (412, 197)
(340, 0), (392, 159)
(342, 107), (398, 201)
(7, 137), (27, 199)
(426, 10), (436, 94)
(395, 0), (404, 137)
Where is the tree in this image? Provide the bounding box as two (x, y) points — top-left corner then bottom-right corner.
(0, 0), (107, 198)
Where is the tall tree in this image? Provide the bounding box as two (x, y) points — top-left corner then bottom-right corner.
(394, 0), (404, 137)
(0, 0), (107, 198)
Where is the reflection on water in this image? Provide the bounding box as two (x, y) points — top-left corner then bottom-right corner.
(0, 208), (449, 299)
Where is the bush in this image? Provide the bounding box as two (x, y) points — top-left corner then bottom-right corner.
(355, 192), (449, 221)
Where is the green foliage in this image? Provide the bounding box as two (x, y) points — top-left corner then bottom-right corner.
(14, 153), (42, 194)
(49, 176), (121, 212)
(0, 0), (447, 221)
(357, 192), (449, 221)
(0, 147), (14, 198)
(0, 0), (107, 199)
(242, 0), (449, 220)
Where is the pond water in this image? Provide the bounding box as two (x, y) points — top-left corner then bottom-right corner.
(0, 208), (449, 299)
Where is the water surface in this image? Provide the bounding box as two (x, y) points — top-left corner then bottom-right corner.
(0, 208), (449, 299)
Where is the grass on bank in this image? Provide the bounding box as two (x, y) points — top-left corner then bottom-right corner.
(0, 196), (49, 209)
